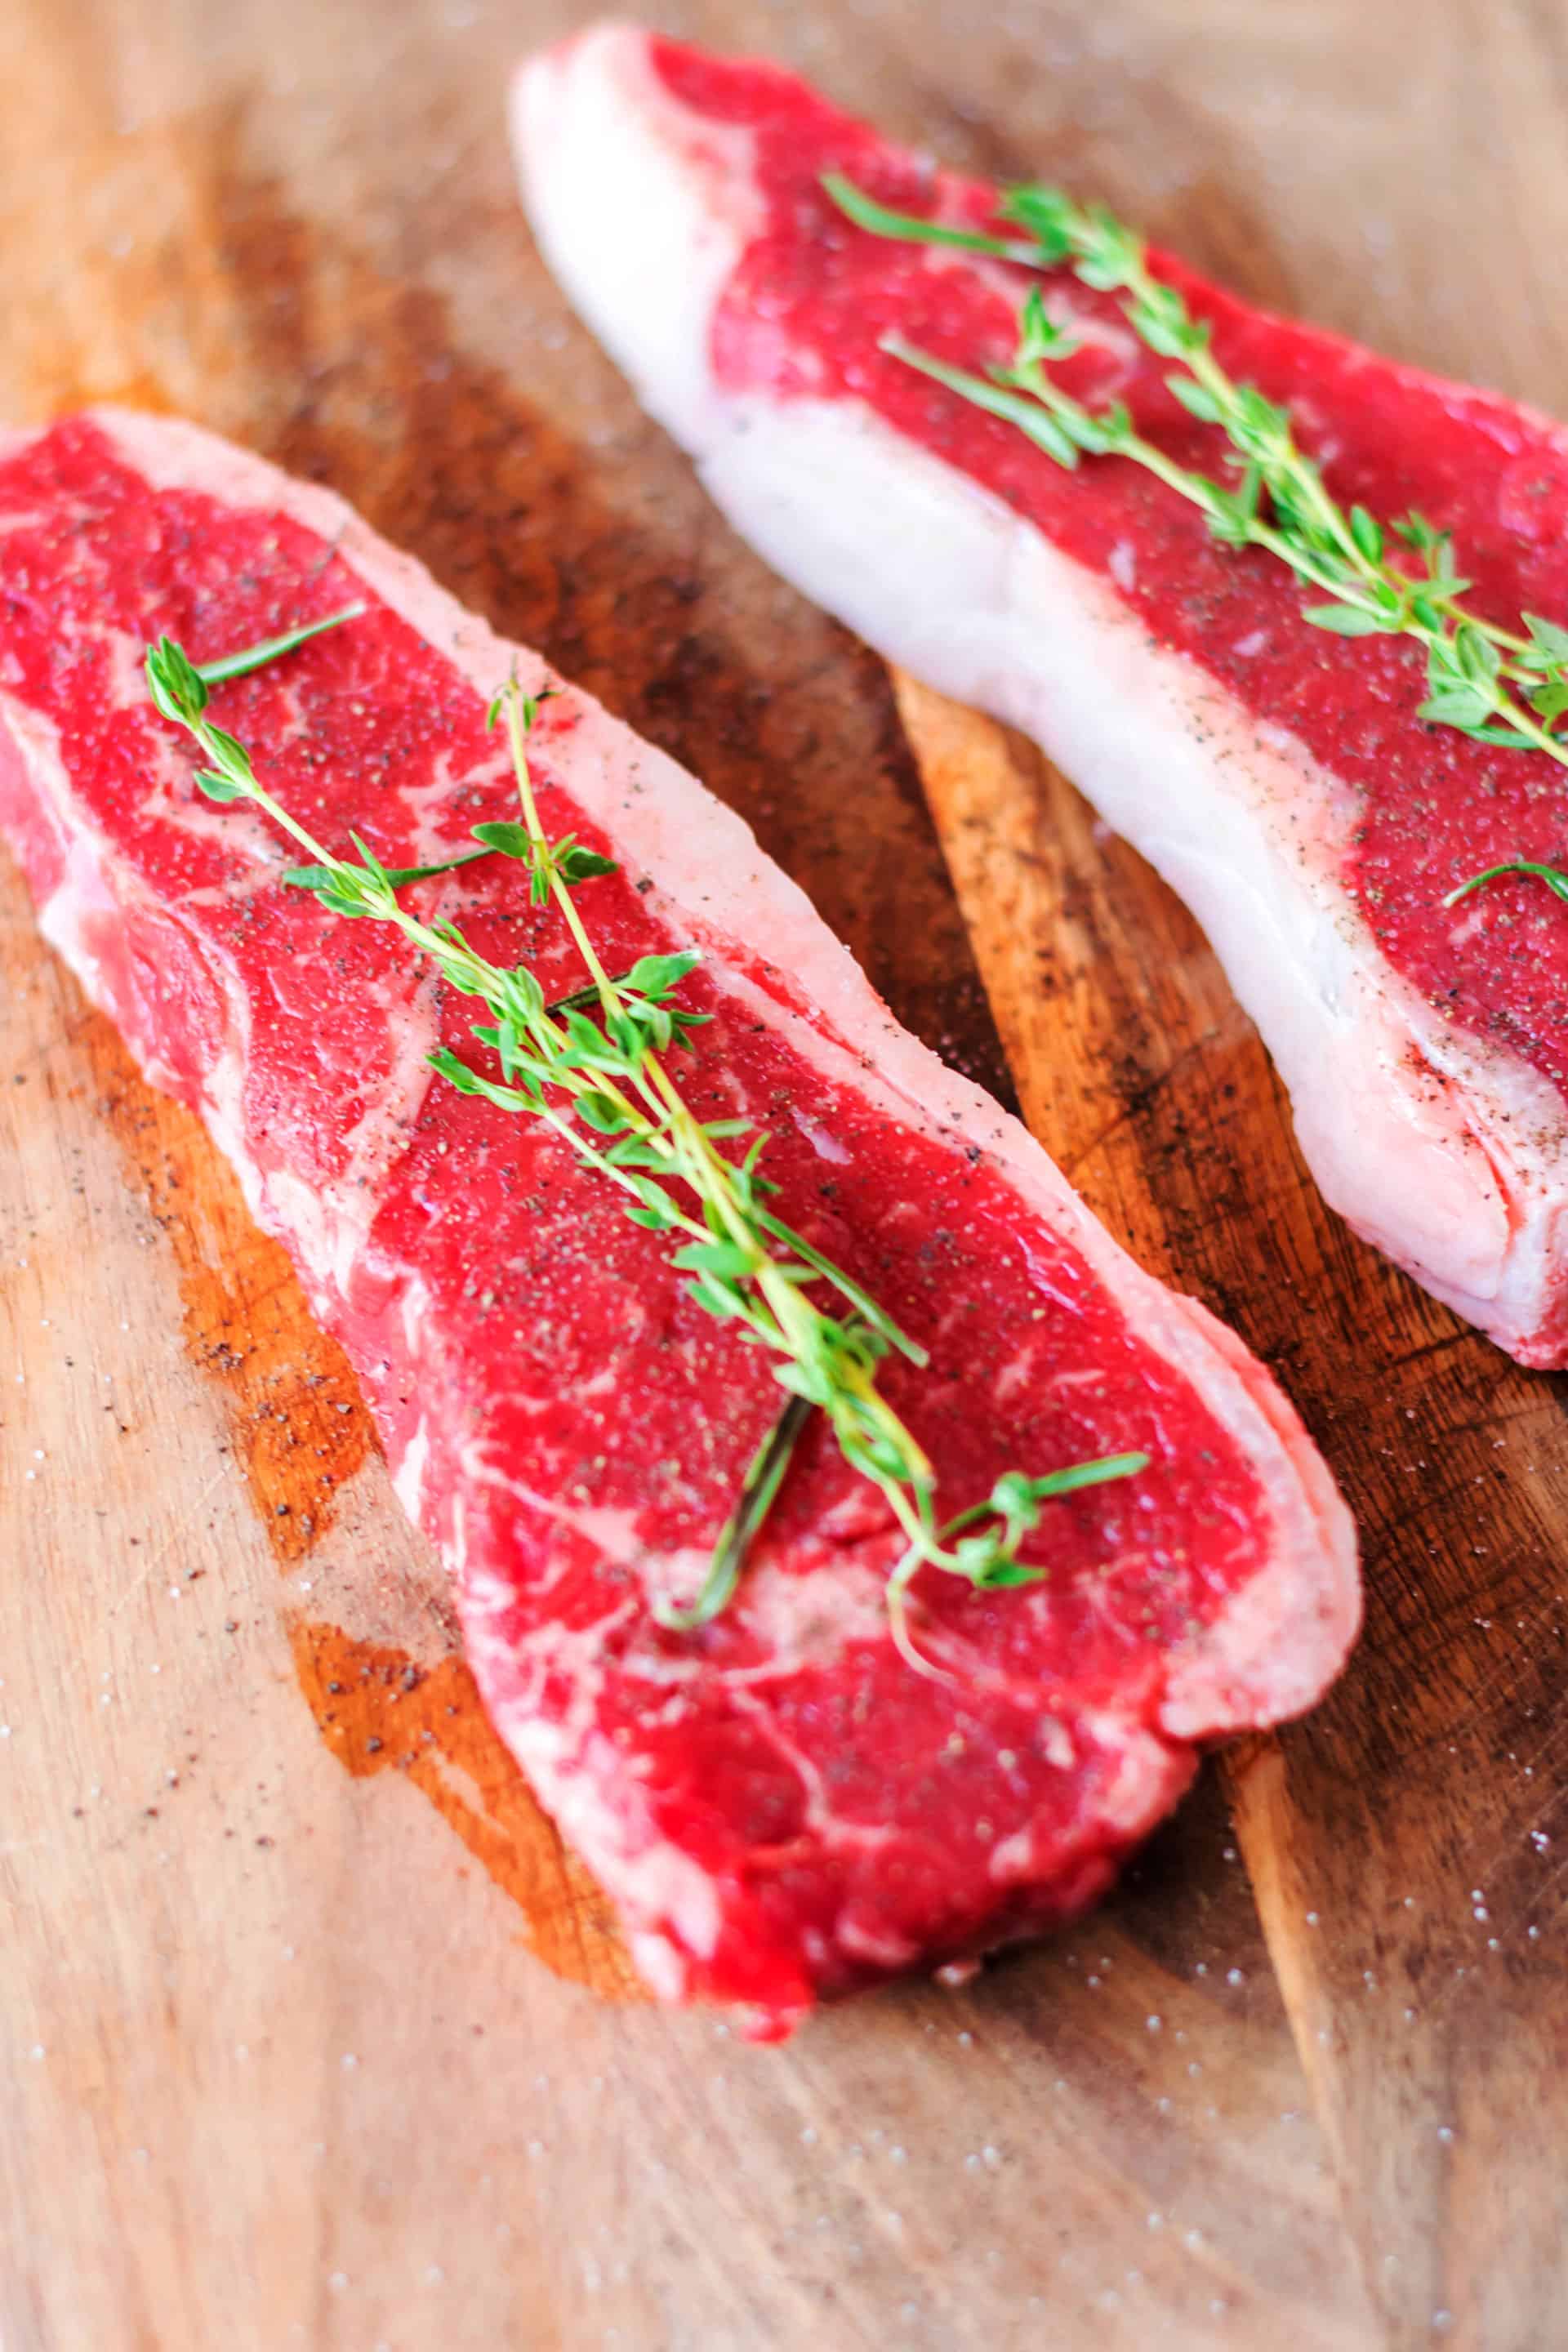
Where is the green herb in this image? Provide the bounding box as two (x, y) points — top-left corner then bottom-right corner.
(194, 601), (367, 685)
(824, 172), (1568, 777)
(659, 1392), (816, 1631)
(144, 618), (1146, 1657)
(545, 969), (705, 1027)
(885, 1451), (1150, 1655)
(282, 847), (494, 894)
(1445, 858), (1568, 908)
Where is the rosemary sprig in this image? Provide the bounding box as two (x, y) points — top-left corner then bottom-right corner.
(1445, 858), (1568, 909)
(824, 174), (1568, 777)
(143, 620), (1146, 1652)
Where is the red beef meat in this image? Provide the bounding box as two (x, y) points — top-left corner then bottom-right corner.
(0, 410), (1356, 2032)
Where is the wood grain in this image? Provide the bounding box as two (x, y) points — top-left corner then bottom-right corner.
(1, 0), (1563, 2345)
(893, 671), (1568, 2351)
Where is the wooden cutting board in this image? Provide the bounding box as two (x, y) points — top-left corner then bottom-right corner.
(3, 4), (1565, 2347)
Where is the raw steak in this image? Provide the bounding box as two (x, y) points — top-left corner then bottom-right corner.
(0, 409), (1356, 2033)
(513, 24), (1568, 1369)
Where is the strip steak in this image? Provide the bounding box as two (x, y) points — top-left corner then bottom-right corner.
(0, 409), (1356, 2032)
(514, 24), (1568, 1368)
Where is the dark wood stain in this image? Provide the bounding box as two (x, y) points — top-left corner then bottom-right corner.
(290, 1619), (645, 1999)
(77, 1005), (374, 1566)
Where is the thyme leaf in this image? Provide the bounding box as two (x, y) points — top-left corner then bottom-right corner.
(194, 602), (367, 684)
(654, 1392), (816, 1630)
(283, 846), (494, 894)
(1445, 858), (1568, 908)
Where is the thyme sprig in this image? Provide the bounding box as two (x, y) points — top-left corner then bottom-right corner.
(824, 174), (1568, 777)
(143, 621), (1145, 1655)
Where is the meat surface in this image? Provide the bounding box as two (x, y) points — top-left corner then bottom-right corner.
(513, 24), (1568, 1369)
(0, 409), (1356, 2033)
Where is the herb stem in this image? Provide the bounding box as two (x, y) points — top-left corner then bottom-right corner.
(501, 687), (621, 1018)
